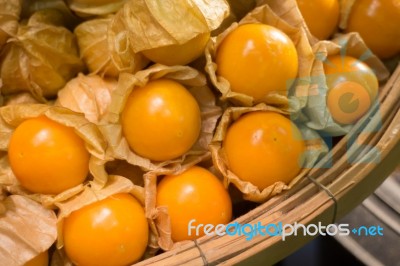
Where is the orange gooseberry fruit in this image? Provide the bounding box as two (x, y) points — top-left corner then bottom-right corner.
(297, 0), (339, 40)
(323, 55), (379, 124)
(345, 0), (400, 59)
(156, 166), (232, 242)
(142, 33), (210, 66)
(8, 116), (90, 194)
(121, 79), (201, 161)
(63, 193), (149, 266)
(24, 251), (48, 266)
(223, 111), (305, 190)
(216, 23), (298, 102)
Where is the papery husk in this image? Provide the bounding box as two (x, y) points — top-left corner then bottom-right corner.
(300, 32), (389, 136)
(21, 0), (80, 29)
(228, 0), (257, 20)
(55, 74), (118, 124)
(0, 104), (110, 206)
(205, 1), (314, 109)
(100, 64), (222, 172)
(0, 13), (84, 101)
(26, 8), (66, 27)
(338, 0), (356, 30)
(256, 0), (317, 43)
(75, 16), (119, 78)
(108, 12), (150, 75)
(50, 249), (73, 266)
(4, 92), (40, 106)
(0, 88), (3, 107)
(0, 0), (21, 50)
(67, 0), (128, 17)
(98, 64), (222, 250)
(210, 103), (328, 203)
(56, 174), (159, 259)
(211, 0), (256, 36)
(144, 164), (229, 251)
(116, 0), (229, 53)
(0, 195), (57, 266)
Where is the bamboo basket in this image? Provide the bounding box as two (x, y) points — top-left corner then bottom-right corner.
(134, 64), (400, 266)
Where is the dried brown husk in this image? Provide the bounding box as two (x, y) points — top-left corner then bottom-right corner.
(25, 8), (66, 27)
(300, 32), (389, 136)
(338, 0), (356, 30)
(256, 0), (317, 43)
(0, 0), (21, 50)
(0, 12), (84, 101)
(50, 249), (73, 266)
(75, 16), (120, 78)
(144, 166), (228, 251)
(107, 12), (150, 75)
(56, 174), (159, 259)
(55, 74), (118, 124)
(205, 1), (314, 109)
(21, 0), (80, 29)
(67, 0), (128, 17)
(210, 103), (328, 203)
(0, 104), (110, 207)
(100, 64), (222, 174)
(211, 0), (256, 36)
(4, 92), (40, 106)
(0, 195), (57, 265)
(0, 89), (3, 107)
(228, 0), (257, 20)
(116, 0), (229, 53)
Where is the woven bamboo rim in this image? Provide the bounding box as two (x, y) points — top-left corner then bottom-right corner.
(135, 64), (400, 266)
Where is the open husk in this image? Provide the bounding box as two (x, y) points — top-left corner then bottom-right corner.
(55, 74), (118, 124)
(114, 0), (229, 53)
(100, 64), (222, 172)
(210, 104), (328, 203)
(143, 164), (230, 251)
(98, 65), (222, 247)
(0, 104), (110, 206)
(299, 32), (389, 136)
(205, 1), (314, 109)
(75, 16), (122, 78)
(0, 0), (21, 50)
(55, 174), (159, 258)
(67, 0), (127, 17)
(0, 195), (57, 265)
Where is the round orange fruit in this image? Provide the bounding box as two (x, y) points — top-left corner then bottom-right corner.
(216, 24), (298, 102)
(323, 55), (379, 124)
(63, 193), (149, 266)
(223, 111), (305, 190)
(156, 166), (232, 242)
(297, 0), (339, 39)
(142, 33), (210, 66)
(121, 79), (201, 161)
(24, 251), (48, 266)
(8, 116), (90, 194)
(345, 0), (400, 59)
